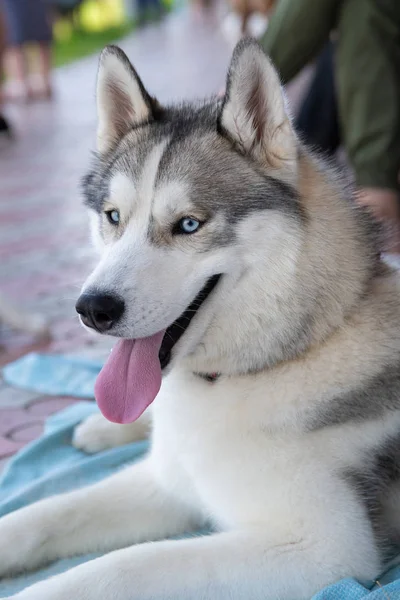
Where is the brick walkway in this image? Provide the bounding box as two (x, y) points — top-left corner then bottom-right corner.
(0, 5), (309, 471)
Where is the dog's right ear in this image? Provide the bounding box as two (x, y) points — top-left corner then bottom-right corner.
(96, 46), (156, 154)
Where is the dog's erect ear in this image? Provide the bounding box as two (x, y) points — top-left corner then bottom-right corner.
(219, 40), (297, 182)
(96, 45), (155, 154)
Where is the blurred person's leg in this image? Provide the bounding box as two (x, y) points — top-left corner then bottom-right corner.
(36, 41), (52, 99)
(219, 0), (336, 95)
(28, 0), (53, 99)
(136, 0), (149, 25)
(148, 0), (163, 21)
(337, 0), (400, 252)
(191, 0), (214, 20)
(229, 0), (251, 34)
(0, 8), (11, 135)
(2, 0), (53, 100)
(1, 0), (29, 100)
(0, 7), (5, 105)
(3, 44), (29, 100)
(296, 41), (340, 156)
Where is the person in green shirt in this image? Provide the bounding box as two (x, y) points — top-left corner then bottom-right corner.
(261, 0), (400, 252)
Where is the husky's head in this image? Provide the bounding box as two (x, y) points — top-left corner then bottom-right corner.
(76, 40), (375, 423)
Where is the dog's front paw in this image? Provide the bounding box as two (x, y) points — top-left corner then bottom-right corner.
(72, 412), (125, 453)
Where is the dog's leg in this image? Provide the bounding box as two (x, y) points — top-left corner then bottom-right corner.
(73, 411), (150, 453)
(5, 524), (380, 600)
(0, 459), (201, 577)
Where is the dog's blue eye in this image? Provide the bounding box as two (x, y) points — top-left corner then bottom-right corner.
(178, 217), (200, 234)
(106, 210), (120, 225)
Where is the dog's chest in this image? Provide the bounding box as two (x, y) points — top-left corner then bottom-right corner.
(151, 370), (316, 528)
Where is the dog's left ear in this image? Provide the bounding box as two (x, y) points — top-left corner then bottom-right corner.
(96, 45), (157, 154)
(219, 40), (297, 183)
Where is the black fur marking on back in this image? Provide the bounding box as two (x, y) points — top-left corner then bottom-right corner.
(308, 360), (400, 430)
(343, 433), (400, 562)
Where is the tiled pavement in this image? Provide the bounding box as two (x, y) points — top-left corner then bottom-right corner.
(0, 4), (309, 471)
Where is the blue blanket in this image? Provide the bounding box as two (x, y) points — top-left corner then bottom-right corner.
(0, 362), (400, 597)
(2, 353), (103, 398)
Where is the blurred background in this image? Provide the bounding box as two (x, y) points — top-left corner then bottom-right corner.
(0, 0), (399, 467)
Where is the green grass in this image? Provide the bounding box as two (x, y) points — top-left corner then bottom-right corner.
(53, 22), (135, 67)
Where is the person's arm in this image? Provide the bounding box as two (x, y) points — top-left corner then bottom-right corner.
(337, 0), (400, 192)
(260, 0), (339, 84)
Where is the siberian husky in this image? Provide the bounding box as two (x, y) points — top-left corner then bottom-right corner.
(1, 40), (400, 600)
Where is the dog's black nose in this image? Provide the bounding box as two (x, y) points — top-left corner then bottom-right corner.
(75, 293), (125, 332)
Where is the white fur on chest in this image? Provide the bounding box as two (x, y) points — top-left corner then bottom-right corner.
(151, 369), (336, 532)
(150, 365), (400, 537)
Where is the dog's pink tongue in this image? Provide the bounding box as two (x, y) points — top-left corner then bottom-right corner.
(94, 332), (165, 424)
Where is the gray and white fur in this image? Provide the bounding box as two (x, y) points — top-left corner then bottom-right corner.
(0, 40), (399, 600)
